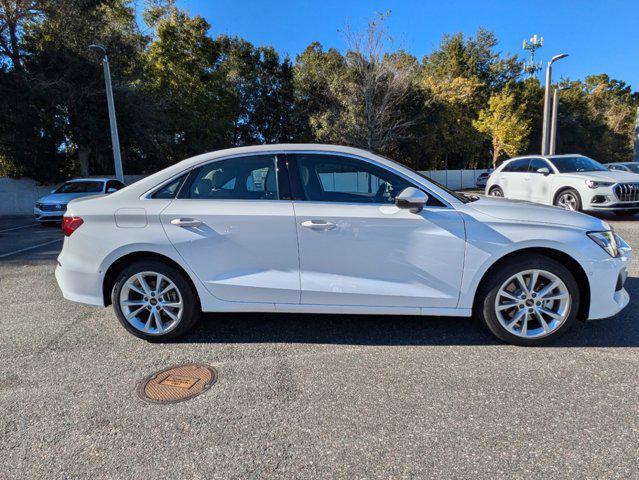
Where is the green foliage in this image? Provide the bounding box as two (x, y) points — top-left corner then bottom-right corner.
(0, 4), (637, 182)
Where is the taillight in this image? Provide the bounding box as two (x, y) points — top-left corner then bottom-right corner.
(62, 216), (84, 236)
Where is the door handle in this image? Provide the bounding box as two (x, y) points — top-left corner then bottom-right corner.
(301, 220), (336, 230)
(170, 218), (202, 228)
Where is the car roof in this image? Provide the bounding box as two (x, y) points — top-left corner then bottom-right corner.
(604, 162), (635, 166)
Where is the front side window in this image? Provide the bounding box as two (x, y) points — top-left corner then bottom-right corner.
(55, 181), (104, 193)
(529, 158), (552, 173)
(183, 155), (278, 200)
(294, 154), (442, 205)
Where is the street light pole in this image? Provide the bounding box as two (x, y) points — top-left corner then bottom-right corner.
(88, 44), (124, 183)
(549, 88), (559, 155)
(541, 53), (568, 155)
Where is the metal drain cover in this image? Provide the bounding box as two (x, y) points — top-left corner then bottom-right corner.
(137, 363), (217, 404)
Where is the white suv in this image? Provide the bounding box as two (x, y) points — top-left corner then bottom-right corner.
(486, 154), (639, 216)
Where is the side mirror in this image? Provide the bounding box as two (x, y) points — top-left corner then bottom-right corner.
(537, 167), (550, 175)
(395, 187), (428, 213)
(106, 187), (117, 193)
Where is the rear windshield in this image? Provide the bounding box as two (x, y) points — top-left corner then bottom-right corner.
(55, 181), (104, 193)
(548, 156), (607, 173)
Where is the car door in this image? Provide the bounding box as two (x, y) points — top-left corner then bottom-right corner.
(499, 159), (531, 199)
(160, 154), (300, 304)
(526, 158), (553, 203)
(288, 153), (466, 309)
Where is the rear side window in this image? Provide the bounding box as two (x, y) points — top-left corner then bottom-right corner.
(502, 159), (530, 173)
(181, 155), (278, 200)
(152, 174), (188, 199)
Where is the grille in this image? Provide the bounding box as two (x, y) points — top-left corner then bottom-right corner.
(37, 203), (66, 212)
(614, 183), (639, 202)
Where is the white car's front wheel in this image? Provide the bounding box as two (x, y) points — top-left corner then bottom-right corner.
(554, 189), (582, 211)
(477, 255), (580, 346)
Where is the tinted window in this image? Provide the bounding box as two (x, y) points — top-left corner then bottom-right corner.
(295, 154), (440, 205)
(106, 180), (125, 191)
(529, 158), (551, 173)
(153, 174), (188, 199)
(502, 159), (530, 173)
(549, 156), (607, 173)
(184, 155), (278, 200)
(55, 181), (104, 193)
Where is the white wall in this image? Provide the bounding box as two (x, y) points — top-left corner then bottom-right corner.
(0, 175), (146, 216)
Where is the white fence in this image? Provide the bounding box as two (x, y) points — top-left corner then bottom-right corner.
(418, 169), (490, 190)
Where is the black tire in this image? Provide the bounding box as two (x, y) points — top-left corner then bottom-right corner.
(488, 186), (504, 197)
(111, 260), (200, 341)
(613, 210), (639, 217)
(476, 255), (581, 346)
(553, 188), (582, 212)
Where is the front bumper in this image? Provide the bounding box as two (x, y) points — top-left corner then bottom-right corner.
(34, 205), (66, 221)
(585, 253), (631, 319)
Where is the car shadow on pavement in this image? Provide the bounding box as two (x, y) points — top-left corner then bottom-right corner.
(175, 277), (639, 348)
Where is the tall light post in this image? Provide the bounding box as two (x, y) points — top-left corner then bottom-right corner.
(549, 85), (571, 155)
(541, 53), (568, 155)
(88, 44), (124, 182)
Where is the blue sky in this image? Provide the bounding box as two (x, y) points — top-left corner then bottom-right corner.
(149, 0), (638, 90)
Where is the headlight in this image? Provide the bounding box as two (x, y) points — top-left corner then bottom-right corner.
(587, 230), (628, 257)
(585, 179), (614, 189)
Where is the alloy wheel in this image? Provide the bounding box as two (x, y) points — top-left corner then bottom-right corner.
(557, 192), (578, 211)
(119, 271), (184, 335)
(494, 269), (571, 339)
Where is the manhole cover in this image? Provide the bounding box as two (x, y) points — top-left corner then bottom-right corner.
(137, 363), (217, 404)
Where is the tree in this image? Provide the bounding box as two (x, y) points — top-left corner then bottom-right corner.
(474, 89), (530, 167)
(306, 14), (420, 155)
(0, 0), (41, 70)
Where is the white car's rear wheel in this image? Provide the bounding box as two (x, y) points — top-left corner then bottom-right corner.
(477, 255), (580, 346)
(112, 260), (200, 340)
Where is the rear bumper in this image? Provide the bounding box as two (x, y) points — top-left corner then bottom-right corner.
(55, 255), (104, 307)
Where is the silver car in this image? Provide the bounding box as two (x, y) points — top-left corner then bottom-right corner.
(34, 177), (125, 224)
(604, 162), (639, 174)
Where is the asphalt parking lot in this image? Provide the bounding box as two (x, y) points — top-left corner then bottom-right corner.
(1, 213), (638, 479)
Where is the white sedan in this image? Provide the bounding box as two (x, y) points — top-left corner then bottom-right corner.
(55, 145), (631, 346)
(485, 154), (639, 216)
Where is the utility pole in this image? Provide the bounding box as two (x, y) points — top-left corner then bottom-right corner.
(541, 53), (568, 155)
(88, 44), (124, 182)
(549, 86), (571, 155)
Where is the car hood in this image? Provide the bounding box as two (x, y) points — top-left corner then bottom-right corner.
(559, 170), (639, 183)
(466, 197), (608, 230)
(36, 192), (103, 204)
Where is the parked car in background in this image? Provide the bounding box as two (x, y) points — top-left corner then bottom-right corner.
(34, 177), (125, 224)
(604, 162), (639, 174)
(475, 172), (491, 188)
(486, 154), (639, 216)
(55, 144), (631, 346)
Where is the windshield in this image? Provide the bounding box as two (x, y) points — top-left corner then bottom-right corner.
(622, 163), (639, 173)
(548, 156), (607, 173)
(55, 181), (104, 193)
